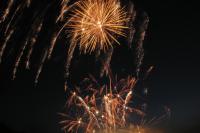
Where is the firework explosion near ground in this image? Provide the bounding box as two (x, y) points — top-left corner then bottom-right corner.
(59, 67), (169, 133)
(0, 0), (170, 133)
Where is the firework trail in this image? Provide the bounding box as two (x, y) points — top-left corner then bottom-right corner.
(0, 29), (14, 63)
(47, 30), (59, 60)
(0, 0), (14, 24)
(34, 49), (48, 84)
(12, 14), (44, 79)
(0, 0), (32, 64)
(76, 95), (100, 128)
(47, 0), (72, 60)
(33, 2), (64, 83)
(27, 0), (31, 7)
(0, 0), (71, 84)
(4, 1), (27, 36)
(24, 19), (44, 69)
(56, 0), (71, 23)
(126, 0), (136, 48)
(47, 0), (84, 60)
(64, 34), (77, 90)
(143, 66), (154, 80)
(134, 12), (149, 78)
(0, 2), (20, 63)
(99, 46), (113, 77)
(122, 90), (133, 125)
(12, 37), (29, 80)
(11, 2), (52, 80)
(1, 0), (31, 34)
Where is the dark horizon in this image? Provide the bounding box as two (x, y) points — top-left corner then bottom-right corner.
(1, 0), (200, 133)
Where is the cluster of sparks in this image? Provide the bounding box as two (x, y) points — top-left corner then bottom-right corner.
(60, 76), (142, 133)
(59, 68), (169, 133)
(67, 0), (129, 53)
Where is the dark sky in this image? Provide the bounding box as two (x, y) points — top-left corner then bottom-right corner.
(0, 0), (200, 133)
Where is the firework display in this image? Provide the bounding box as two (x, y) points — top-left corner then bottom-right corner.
(59, 69), (169, 133)
(0, 0), (168, 133)
(64, 0), (129, 85)
(0, 0), (147, 86)
(67, 0), (128, 53)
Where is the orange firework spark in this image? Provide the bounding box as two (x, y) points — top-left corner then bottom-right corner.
(67, 0), (129, 53)
(0, 0), (14, 23)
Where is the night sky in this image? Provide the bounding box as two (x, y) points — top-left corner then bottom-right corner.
(0, 0), (200, 133)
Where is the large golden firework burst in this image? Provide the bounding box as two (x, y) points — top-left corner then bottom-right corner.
(67, 0), (129, 53)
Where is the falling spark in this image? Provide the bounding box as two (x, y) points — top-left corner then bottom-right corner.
(0, 0), (14, 23)
(12, 38), (29, 80)
(100, 47), (113, 77)
(4, 2), (25, 35)
(47, 0), (73, 60)
(0, 29), (14, 63)
(47, 31), (58, 60)
(134, 12), (149, 78)
(12, 18), (44, 79)
(56, 0), (71, 23)
(64, 34), (78, 90)
(27, 0), (31, 7)
(24, 19), (44, 69)
(34, 49), (48, 84)
(126, 0), (136, 48)
(122, 90), (133, 125)
(0, 0), (32, 63)
(143, 66), (154, 80)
